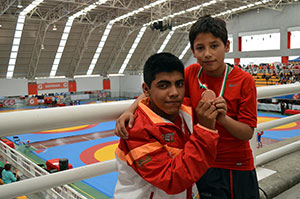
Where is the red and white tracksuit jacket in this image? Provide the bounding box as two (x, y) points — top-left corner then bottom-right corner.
(114, 98), (219, 199)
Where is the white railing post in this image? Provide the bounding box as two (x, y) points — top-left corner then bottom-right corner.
(0, 159), (116, 199)
(0, 100), (134, 137)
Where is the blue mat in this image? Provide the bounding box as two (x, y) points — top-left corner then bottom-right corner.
(6, 121), (116, 143)
(262, 129), (300, 140)
(33, 136), (120, 198)
(257, 112), (300, 140)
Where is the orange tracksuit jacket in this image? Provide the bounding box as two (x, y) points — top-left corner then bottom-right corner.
(114, 98), (219, 199)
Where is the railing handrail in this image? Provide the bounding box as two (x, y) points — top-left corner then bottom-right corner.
(1, 83), (300, 137)
(0, 100), (134, 137)
(256, 82), (300, 99)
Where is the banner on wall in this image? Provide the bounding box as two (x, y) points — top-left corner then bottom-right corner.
(103, 79), (110, 90)
(68, 80), (77, 92)
(28, 82), (38, 95)
(37, 82), (68, 91)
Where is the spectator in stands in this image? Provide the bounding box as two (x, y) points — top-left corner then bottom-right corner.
(280, 101), (288, 115)
(265, 74), (271, 85)
(1, 163), (19, 184)
(0, 156), (3, 168)
(0, 163), (4, 179)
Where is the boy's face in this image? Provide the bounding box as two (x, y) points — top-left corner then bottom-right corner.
(192, 32), (230, 76)
(143, 71), (184, 122)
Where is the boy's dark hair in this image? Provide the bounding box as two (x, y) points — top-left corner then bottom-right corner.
(189, 15), (228, 51)
(143, 52), (184, 88)
(4, 163), (11, 171)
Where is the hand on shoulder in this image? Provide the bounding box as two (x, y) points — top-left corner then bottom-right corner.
(114, 110), (135, 139)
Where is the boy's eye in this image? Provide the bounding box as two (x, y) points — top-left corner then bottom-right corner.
(196, 46), (204, 50)
(176, 81), (184, 87)
(158, 84), (168, 89)
(211, 44), (218, 49)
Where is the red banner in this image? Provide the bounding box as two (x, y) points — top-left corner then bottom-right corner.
(28, 83), (38, 95)
(68, 80), (77, 92)
(37, 82), (68, 91)
(103, 79), (110, 90)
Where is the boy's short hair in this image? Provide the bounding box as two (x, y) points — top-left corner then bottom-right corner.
(143, 52), (184, 88)
(189, 15), (228, 50)
(4, 163), (11, 171)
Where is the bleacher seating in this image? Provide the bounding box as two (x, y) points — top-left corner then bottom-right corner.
(253, 73), (279, 87)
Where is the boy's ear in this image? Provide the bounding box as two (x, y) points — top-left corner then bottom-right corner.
(225, 40), (230, 53)
(142, 83), (150, 97)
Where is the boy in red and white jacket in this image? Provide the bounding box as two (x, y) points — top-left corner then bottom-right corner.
(114, 52), (219, 199)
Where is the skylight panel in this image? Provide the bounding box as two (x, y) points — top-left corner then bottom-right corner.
(49, 0), (109, 78)
(6, 0), (44, 79)
(118, 26), (147, 74)
(179, 43), (191, 60)
(10, 52), (17, 59)
(157, 30), (175, 53)
(9, 59), (16, 65)
(214, 1), (265, 17)
(8, 65), (15, 71)
(86, 0), (169, 76)
(49, 18), (74, 78)
(13, 38), (21, 45)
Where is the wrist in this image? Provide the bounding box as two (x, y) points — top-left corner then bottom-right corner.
(218, 114), (227, 125)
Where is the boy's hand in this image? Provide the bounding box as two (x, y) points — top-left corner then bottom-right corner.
(196, 100), (218, 130)
(212, 96), (227, 123)
(114, 111), (135, 139)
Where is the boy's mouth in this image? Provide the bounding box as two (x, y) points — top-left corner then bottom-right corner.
(166, 101), (181, 105)
(203, 60), (216, 64)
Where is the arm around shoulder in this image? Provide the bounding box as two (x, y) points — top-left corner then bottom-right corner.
(114, 93), (146, 138)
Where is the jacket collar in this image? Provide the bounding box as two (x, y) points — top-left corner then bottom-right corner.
(138, 97), (194, 133)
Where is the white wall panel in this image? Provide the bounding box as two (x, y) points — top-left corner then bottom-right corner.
(0, 79), (28, 97)
(109, 76), (120, 98)
(75, 76), (103, 92)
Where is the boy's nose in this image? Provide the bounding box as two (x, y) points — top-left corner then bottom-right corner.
(204, 49), (212, 57)
(169, 85), (179, 96)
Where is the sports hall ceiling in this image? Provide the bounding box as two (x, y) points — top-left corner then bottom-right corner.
(0, 0), (298, 79)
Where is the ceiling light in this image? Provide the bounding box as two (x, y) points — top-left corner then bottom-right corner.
(0, 24), (2, 28)
(52, 24), (57, 31)
(41, 44), (45, 50)
(17, 0), (23, 8)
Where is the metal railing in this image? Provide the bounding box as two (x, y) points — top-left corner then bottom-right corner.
(0, 83), (300, 198)
(0, 141), (87, 199)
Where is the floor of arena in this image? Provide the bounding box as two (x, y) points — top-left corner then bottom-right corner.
(3, 110), (300, 199)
